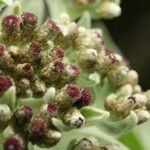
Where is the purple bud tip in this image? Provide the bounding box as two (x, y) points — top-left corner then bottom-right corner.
(105, 48), (116, 64)
(46, 18), (60, 33)
(20, 105), (32, 115)
(2, 15), (20, 28)
(68, 64), (81, 74)
(128, 96), (136, 104)
(0, 75), (12, 93)
(81, 89), (92, 106)
(29, 118), (47, 136)
(66, 84), (81, 99)
(30, 42), (41, 53)
(21, 12), (38, 25)
(52, 46), (64, 58)
(47, 103), (59, 113)
(22, 63), (32, 72)
(53, 60), (64, 72)
(4, 135), (23, 150)
(0, 44), (5, 57)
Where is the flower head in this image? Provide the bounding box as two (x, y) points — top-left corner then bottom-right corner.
(2, 15), (20, 28)
(3, 135), (24, 150)
(21, 12), (38, 25)
(0, 76), (12, 93)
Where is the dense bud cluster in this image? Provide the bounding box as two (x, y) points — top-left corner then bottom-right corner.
(0, 11), (149, 149)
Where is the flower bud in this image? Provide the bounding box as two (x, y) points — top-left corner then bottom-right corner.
(17, 78), (30, 97)
(0, 75), (13, 94)
(32, 79), (47, 97)
(135, 109), (150, 124)
(107, 65), (129, 87)
(43, 129), (61, 147)
(37, 103), (59, 120)
(132, 93), (147, 108)
(0, 104), (11, 131)
(74, 88), (93, 108)
(21, 12), (38, 41)
(63, 108), (85, 128)
(36, 18), (60, 44)
(0, 45), (14, 70)
(28, 42), (42, 61)
(72, 137), (99, 150)
(16, 63), (33, 78)
(124, 70), (139, 86)
(28, 118), (48, 144)
(11, 105), (33, 134)
(105, 94), (137, 117)
(21, 12), (38, 27)
(79, 49), (97, 68)
(95, 49), (116, 74)
(3, 135), (25, 150)
(54, 84), (82, 109)
(2, 15), (20, 43)
(63, 64), (80, 83)
(51, 45), (64, 59)
(97, 1), (121, 19)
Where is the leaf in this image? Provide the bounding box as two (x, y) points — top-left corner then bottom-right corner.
(98, 111), (138, 136)
(0, 86), (16, 111)
(80, 106), (110, 121)
(77, 11), (91, 29)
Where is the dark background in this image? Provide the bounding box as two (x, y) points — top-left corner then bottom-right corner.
(104, 0), (150, 90)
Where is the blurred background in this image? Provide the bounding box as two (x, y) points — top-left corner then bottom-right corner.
(104, 0), (150, 90)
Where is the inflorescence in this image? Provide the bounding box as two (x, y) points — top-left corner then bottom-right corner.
(0, 11), (150, 149)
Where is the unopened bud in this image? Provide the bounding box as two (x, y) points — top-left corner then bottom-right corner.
(2, 15), (20, 42)
(44, 129), (61, 147)
(32, 80), (47, 97)
(51, 45), (64, 58)
(3, 135), (25, 150)
(63, 108), (85, 128)
(12, 105), (33, 134)
(54, 84), (82, 109)
(0, 75), (13, 94)
(16, 63), (33, 78)
(135, 109), (150, 124)
(74, 88), (93, 108)
(0, 104), (11, 131)
(97, 1), (121, 19)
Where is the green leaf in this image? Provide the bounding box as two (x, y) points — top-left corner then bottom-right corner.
(0, 86), (16, 111)
(98, 111), (138, 136)
(77, 11), (91, 29)
(80, 106), (110, 121)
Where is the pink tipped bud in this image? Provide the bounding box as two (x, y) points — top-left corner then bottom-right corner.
(16, 63), (33, 78)
(52, 60), (64, 72)
(0, 75), (12, 93)
(20, 105), (32, 116)
(46, 18), (60, 33)
(66, 84), (81, 100)
(30, 42), (41, 54)
(105, 48), (116, 64)
(2, 15), (20, 28)
(47, 103), (59, 113)
(4, 135), (25, 150)
(21, 12), (38, 25)
(51, 46), (64, 58)
(28, 118), (48, 136)
(74, 89), (92, 108)
(65, 64), (80, 77)
(0, 44), (5, 57)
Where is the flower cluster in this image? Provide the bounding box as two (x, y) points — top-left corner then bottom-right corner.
(0, 11), (149, 149)
(0, 12), (93, 149)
